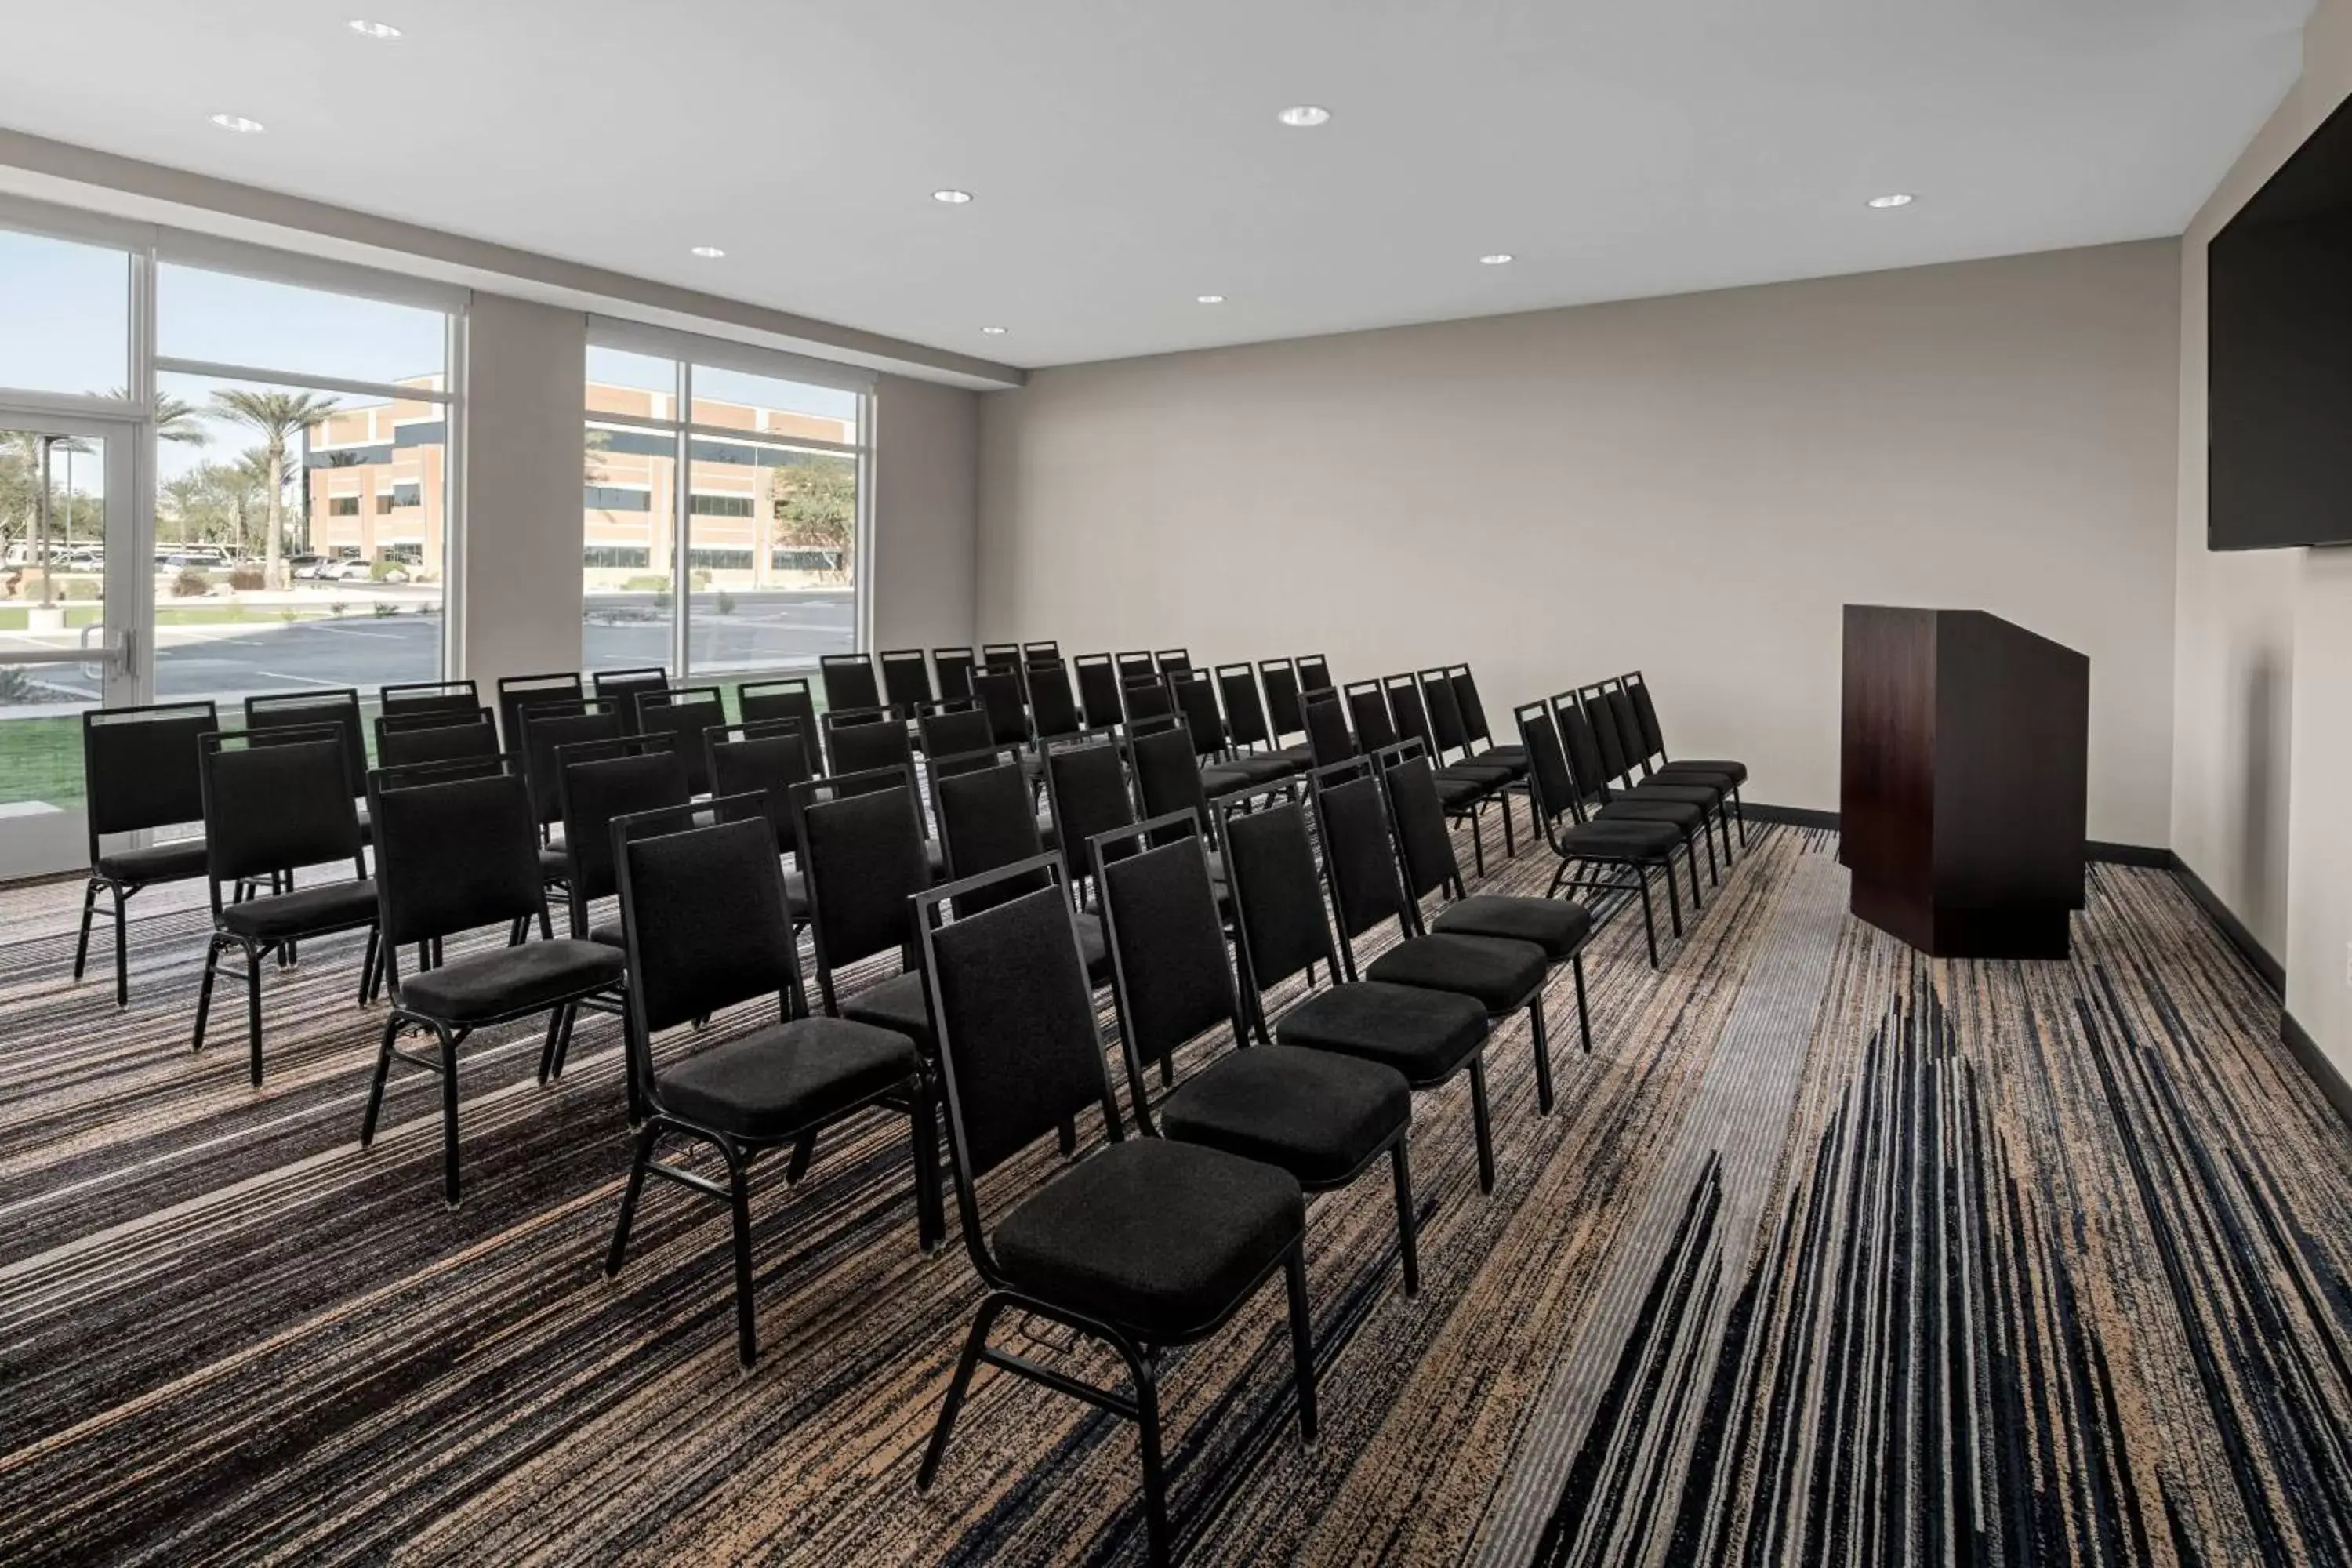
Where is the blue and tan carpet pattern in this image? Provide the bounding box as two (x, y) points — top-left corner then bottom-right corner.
(0, 822), (2347, 1565)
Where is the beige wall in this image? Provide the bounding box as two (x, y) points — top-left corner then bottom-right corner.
(871, 373), (980, 652)
(978, 242), (2183, 844)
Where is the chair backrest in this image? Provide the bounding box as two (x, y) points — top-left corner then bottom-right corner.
(1121, 672), (1174, 725)
(1296, 654), (1334, 692)
(879, 648), (936, 713)
(591, 666), (669, 732)
(1074, 654), (1124, 730)
(368, 768), (543, 948)
(371, 753), (519, 794)
(1022, 640), (1061, 662)
(1169, 668), (1227, 757)
(1621, 670), (1669, 762)
(617, 810), (797, 1037)
(557, 741), (691, 925)
(920, 706), (996, 765)
(793, 768), (934, 991)
(1025, 658), (1082, 741)
(1216, 663), (1272, 749)
(199, 728), (364, 890)
(496, 671), (585, 750)
(1094, 815), (1243, 1126)
(245, 688), (367, 799)
(1114, 650), (1156, 685)
(708, 720), (813, 855)
(1308, 760), (1414, 955)
(1601, 684), (1651, 777)
(82, 701), (217, 848)
(1125, 721), (1211, 839)
(1574, 683), (1635, 782)
(1302, 687), (1356, 767)
(1258, 658), (1305, 740)
(1449, 666), (1498, 750)
(1375, 742), (1464, 903)
(1416, 668), (1476, 758)
(520, 703), (626, 826)
(1514, 701), (1587, 831)
(972, 666), (1031, 749)
(1154, 648), (1191, 674)
(1552, 694), (1616, 805)
(1382, 673), (1443, 757)
(980, 641), (1022, 668)
(932, 646), (978, 703)
(1218, 799), (1340, 996)
(916, 866), (1120, 1202)
(1043, 732), (1136, 891)
(637, 686), (726, 794)
(377, 709), (499, 770)
(826, 706), (913, 788)
(821, 653), (883, 713)
(935, 758), (1051, 913)
(1343, 681), (1400, 751)
(736, 677), (822, 775)
(379, 679), (481, 719)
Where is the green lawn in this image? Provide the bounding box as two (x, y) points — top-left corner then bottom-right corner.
(0, 715), (84, 808)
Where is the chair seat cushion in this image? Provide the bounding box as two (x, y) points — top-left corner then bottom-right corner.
(1597, 799), (1705, 832)
(1275, 982), (1488, 1084)
(1657, 759), (1747, 786)
(1199, 767), (1258, 800)
(1160, 1048), (1410, 1186)
(1432, 895), (1593, 960)
(993, 1138), (1305, 1342)
(1629, 780), (1723, 808)
(1436, 762), (1515, 788)
(1432, 775), (1490, 810)
(1269, 743), (1316, 765)
(1366, 933), (1548, 1013)
(216, 878), (378, 941)
(1470, 745), (1528, 772)
(1559, 820), (1683, 857)
(841, 968), (932, 1054)
(536, 845), (570, 885)
(590, 920), (624, 949)
(655, 1016), (918, 1140)
(1219, 754), (1299, 786)
(96, 837), (209, 886)
(397, 938), (624, 1023)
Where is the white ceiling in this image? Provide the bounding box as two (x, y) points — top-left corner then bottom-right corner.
(0, 0), (2313, 369)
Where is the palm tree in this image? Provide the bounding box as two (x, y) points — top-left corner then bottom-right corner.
(209, 389), (339, 584)
(107, 387), (209, 450)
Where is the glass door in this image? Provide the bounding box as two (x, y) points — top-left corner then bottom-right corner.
(0, 412), (138, 878)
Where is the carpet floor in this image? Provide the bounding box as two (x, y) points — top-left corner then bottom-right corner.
(1, 820), (2347, 1566)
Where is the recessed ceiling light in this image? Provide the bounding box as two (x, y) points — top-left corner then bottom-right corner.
(347, 19), (402, 39)
(1867, 193), (1915, 209)
(1196, 295), (1226, 305)
(1276, 106), (1331, 128)
(689, 245), (725, 259)
(1479, 253), (1515, 266)
(933, 189), (974, 205)
(981, 325), (1008, 336)
(209, 113), (266, 134)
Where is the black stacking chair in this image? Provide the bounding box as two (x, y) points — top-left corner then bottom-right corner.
(1218, 662), (1312, 768)
(1153, 648), (1191, 674)
(826, 706), (913, 779)
(1443, 666), (1526, 772)
(820, 652), (883, 716)
(1044, 728), (1140, 906)
(934, 757), (1110, 985)
(933, 647), (978, 704)
(246, 688), (369, 828)
(1618, 670), (1748, 843)
(602, 804), (938, 1365)
(1258, 658), (1309, 753)
(1022, 640), (1061, 662)
(735, 677), (822, 775)
(879, 648), (937, 717)
(1377, 743), (1596, 1058)
(980, 641), (1022, 668)
(1074, 653), (1125, 731)
(1419, 667), (1526, 790)
(920, 706), (997, 771)
(379, 678), (480, 720)
(1114, 649), (1157, 687)
(1602, 674), (1746, 854)
(1172, 668), (1292, 789)
(912, 858), (1316, 1567)
(76, 700), (218, 1007)
(495, 670), (584, 750)
(1576, 681), (1731, 871)
(791, 767), (936, 1049)
(1218, 800), (1499, 1192)
(1094, 814), (1421, 1294)
(376, 708), (499, 770)
(1555, 691), (1715, 900)
(1122, 670), (1176, 727)
(1386, 673), (1516, 863)
(1296, 653), (1334, 693)
(360, 766), (626, 1207)
(556, 736), (691, 945)
(1301, 688), (1356, 769)
(1127, 720), (1252, 843)
(194, 728), (379, 1086)
(972, 666), (1032, 753)
(706, 718), (817, 962)
(592, 666), (669, 732)
(1515, 701), (1683, 967)
(518, 701), (626, 845)
(1308, 759), (1555, 1112)
(1025, 657), (1083, 744)
(637, 686), (726, 795)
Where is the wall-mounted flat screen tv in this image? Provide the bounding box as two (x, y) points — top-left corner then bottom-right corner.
(2209, 85), (2352, 550)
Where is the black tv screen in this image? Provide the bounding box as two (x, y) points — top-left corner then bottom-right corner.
(2209, 85), (2352, 550)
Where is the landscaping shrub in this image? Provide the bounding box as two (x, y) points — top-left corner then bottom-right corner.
(172, 568), (210, 598)
(620, 575), (670, 593)
(228, 567), (265, 591)
(372, 602), (399, 618)
(716, 590), (738, 615)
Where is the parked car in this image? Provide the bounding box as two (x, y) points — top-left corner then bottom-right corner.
(289, 555), (328, 579)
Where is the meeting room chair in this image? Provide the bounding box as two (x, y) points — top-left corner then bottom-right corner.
(971, 666), (1033, 753)
(359, 765), (627, 1207)
(933, 757), (1110, 985)
(378, 678), (481, 720)
(1443, 666), (1526, 772)
(879, 648), (938, 717)
(1576, 681), (1731, 869)
(1514, 701), (1684, 967)
(1218, 662), (1312, 768)
(1613, 671), (1749, 845)
(1042, 729), (1141, 908)
(1385, 673), (1516, 860)
(555, 736), (691, 948)
(705, 718), (818, 1002)
(931, 646), (978, 704)
(636, 686), (727, 796)
(376, 708), (499, 771)
(193, 728), (380, 1087)
(790, 766), (937, 1049)
(1301, 687), (1356, 769)
(601, 803), (938, 1365)
(1025, 656), (1084, 745)
(245, 688), (371, 833)
(518, 701), (626, 840)
(1418, 667), (1526, 790)
(1554, 691), (1715, 898)
(1153, 648), (1192, 674)
(1074, 652), (1125, 731)
(820, 652), (884, 716)
(1021, 640), (1061, 662)
(911, 857), (1316, 1568)
(1296, 653), (1334, 693)
(736, 676), (823, 775)
(495, 670), (585, 750)
(980, 641), (1022, 669)
(75, 700), (218, 1007)
(591, 666), (670, 732)
(1114, 650), (1157, 686)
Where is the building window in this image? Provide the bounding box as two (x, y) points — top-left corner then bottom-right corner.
(689, 492), (753, 518)
(383, 542), (424, 563)
(328, 495), (361, 516)
(584, 484), (653, 513)
(687, 546), (754, 571)
(583, 546), (651, 569)
(375, 494), (395, 515)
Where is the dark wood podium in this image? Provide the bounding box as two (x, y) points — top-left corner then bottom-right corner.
(1839, 606), (2089, 959)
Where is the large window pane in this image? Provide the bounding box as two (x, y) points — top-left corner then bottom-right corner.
(0, 230), (129, 397)
(158, 263), (445, 387)
(689, 363), (859, 445)
(586, 347), (677, 422)
(685, 444), (857, 675)
(583, 420), (677, 673)
(0, 428), (111, 809)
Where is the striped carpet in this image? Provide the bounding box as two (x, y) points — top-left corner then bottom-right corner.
(2, 822), (2348, 1565)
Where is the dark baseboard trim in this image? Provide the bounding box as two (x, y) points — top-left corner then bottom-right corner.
(2171, 855), (2286, 999)
(2282, 1011), (2352, 1131)
(1739, 804), (2169, 869)
(1740, 804), (1839, 832)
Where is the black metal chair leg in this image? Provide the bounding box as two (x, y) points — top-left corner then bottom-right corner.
(72, 879), (96, 982)
(1468, 814), (1486, 877)
(1057, 1117), (1077, 1157)
(245, 946), (267, 1087)
(1733, 788), (1748, 848)
(358, 929), (379, 1007)
(1528, 996), (1554, 1115)
(437, 1024), (463, 1208)
(192, 939), (221, 1053)
(537, 1005), (566, 1084)
(1468, 1054), (1495, 1194)
(1686, 835), (1704, 910)
(725, 1143), (758, 1367)
(1499, 790), (1516, 857)
(1635, 869), (1661, 968)
(1704, 815), (1721, 885)
(1285, 1246), (1319, 1443)
(111, 887), (130, 1007)
(919, 1296), (1007, 1491)
(360, 1014), (398, 1145)
(1573, 953), (1592, 1054)
(553, 1004), (580, 1079)
(1390, 1140), (1421, 1296)
(1133, 1350), (1171, 1566)
(606, 1120), (659, 1276)
(1662, 858), (1684, 938)
(786, 1130), (817, 1184)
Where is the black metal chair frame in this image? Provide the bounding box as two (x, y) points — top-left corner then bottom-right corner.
(379, 678), (481, 719)
(495, 670), (586, 750)
(75, 699), (218, 1007)
(1514, 700), (1681, 968)
(591, 666), (670, 732)
(788, 762), (931, 1018)
(1555, 689), (1715, 903)
(1607, 671), (1750, 849)
(931, 646), (978, 704)
(1381, 672), (1517, 870)
(637, 684), (728, 795)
